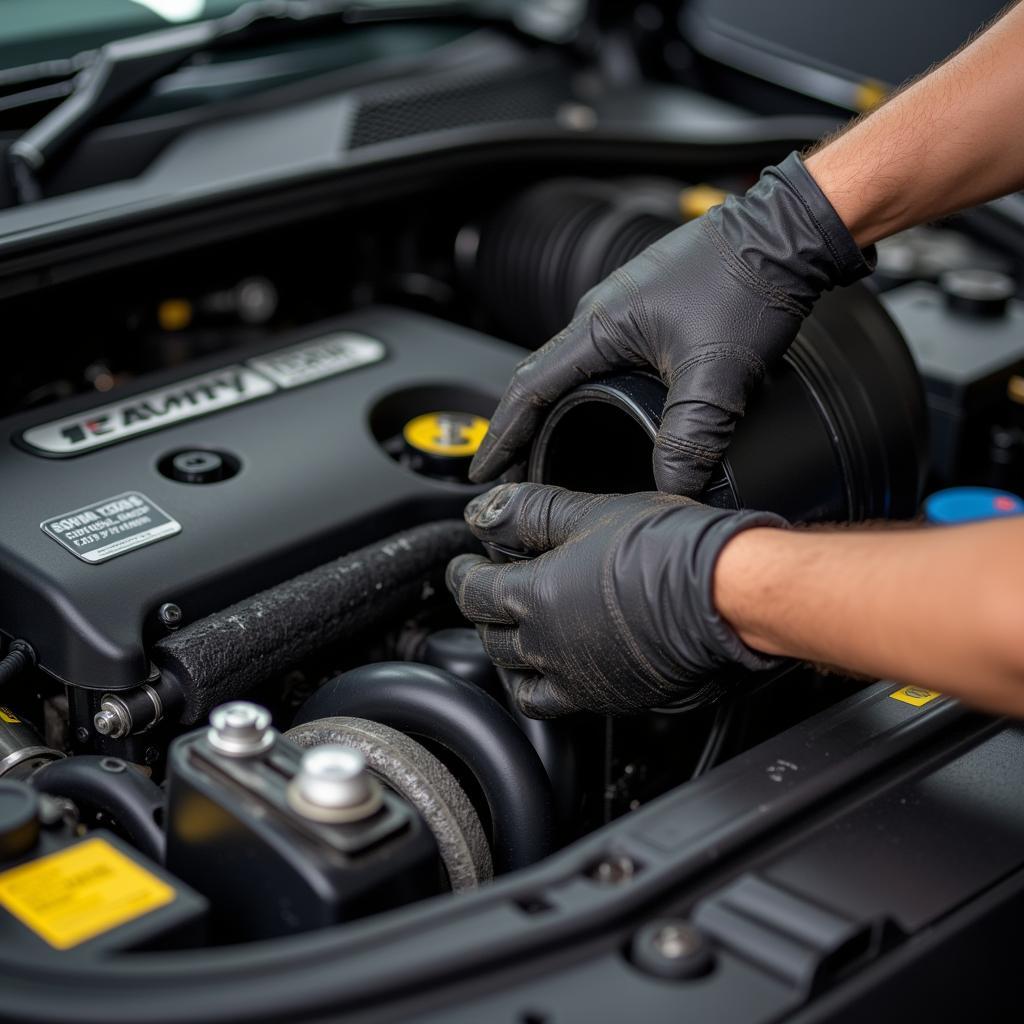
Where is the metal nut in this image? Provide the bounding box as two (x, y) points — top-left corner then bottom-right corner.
(287, 745), (382, 823)
(93, 696), (132, 739)
(631, 919), (713, 980)
(207, 702), (274, 757)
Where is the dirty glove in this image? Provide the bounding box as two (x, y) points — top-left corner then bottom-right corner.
(445, 482), (787, 718)
(469, 152), (875, 495)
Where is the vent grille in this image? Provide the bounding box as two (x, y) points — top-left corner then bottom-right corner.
(349, 65), (571, 149)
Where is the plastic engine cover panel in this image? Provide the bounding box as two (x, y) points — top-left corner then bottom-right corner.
(0, 307), (522, 691)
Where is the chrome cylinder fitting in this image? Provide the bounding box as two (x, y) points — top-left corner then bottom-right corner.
(93, 684), (164, 739)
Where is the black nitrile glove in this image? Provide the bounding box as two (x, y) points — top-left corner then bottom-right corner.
(469, 152), (875, 495)
(445, 482), (787, 718)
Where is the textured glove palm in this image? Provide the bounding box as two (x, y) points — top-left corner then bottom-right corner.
(469, 152), (874, 495)
(446, 482), (786, 718)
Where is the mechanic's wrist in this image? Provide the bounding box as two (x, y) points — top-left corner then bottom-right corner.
(803, 142), (911, 249)
(712, 525), (792, 657)
(709, 151), (875, 313)
(803, 148), (870, 248)
(682, 507), (791, 676)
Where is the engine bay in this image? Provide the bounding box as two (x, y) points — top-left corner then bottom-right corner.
(0, 10), (1023, 1021)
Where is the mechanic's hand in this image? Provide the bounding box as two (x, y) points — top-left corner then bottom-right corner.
(469, 153), (874, 495)
(446, 482), (787, 718)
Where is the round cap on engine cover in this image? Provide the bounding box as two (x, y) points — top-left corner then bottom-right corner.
(940, 269), (1015, 319)
(0, 781), (40, 860)
(401, 411), (489, 481)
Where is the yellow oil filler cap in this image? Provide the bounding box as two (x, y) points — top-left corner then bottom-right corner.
(402, 411), (489, 480)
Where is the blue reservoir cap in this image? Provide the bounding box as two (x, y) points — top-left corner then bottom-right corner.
(924, 487), (1024, 525)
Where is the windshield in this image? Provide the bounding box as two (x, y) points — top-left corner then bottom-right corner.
(1, 0), (447, 71)
(2, 2), (250, 70)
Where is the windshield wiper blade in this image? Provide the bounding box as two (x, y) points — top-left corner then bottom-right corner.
(6, 0), (466, 204)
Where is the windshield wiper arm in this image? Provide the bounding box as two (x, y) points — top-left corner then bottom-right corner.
(6, 0), (465, 204)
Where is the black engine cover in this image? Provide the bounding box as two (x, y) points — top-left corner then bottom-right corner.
(0, 307), (520, 691)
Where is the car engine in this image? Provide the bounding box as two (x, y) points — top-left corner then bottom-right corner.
(0, 10), (1022, 1021)
(0, 166), (992, 921)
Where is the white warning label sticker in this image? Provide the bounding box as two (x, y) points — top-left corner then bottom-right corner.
(41, 491), (181, 564)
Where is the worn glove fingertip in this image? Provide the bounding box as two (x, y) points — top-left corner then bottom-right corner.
(515, 675), (571, 720)
(464, 482), (521, 533)
(445, 552), (488, 599)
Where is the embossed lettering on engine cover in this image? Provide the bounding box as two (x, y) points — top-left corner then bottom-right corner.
(20, 333), (386, 455)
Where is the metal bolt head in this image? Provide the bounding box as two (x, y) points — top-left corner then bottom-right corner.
(158, 602), (183, 630)
(590, 855), (637, 885)
(288, 745), (382, 823)
(93, 697), (131, 739)
(297, 746), (368, 806)
(652, 923), (702, 959)
(208, 701), (274, 757)
(93, 710), (119, 736)
(632, 919), (713, 980)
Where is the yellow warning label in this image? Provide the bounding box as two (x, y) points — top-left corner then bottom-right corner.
(0, 707), (20, 724)
(403, 412), (489, 458)
(0, 837), (175, 949)
(890, 686), (942, 708)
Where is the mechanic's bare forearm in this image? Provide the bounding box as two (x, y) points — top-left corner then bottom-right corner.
(804, 0), (1024, 246)
(714, 521), (1024, 715)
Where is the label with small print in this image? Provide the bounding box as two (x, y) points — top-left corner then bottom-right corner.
(0, 837), (176, 949)
(41, 491), (180, 564)
(890, 685), (942, 708)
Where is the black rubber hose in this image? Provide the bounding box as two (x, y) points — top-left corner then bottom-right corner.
(154, 521), (476, 726)
(31, 755), (165, 862)
(293, 662), (554, 873)
(418, 632), (580, 833)
(500, 673), (579, 836)
(0, 640), (35, 689)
